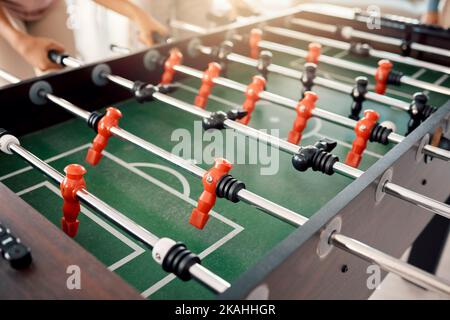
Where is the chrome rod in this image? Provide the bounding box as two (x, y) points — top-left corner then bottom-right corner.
(45, 55), (310, 227)
(290, 17), (450, 60)
(189, 264), (231, 293)
(110, 44), (132, 55)
(237, 189), (308, 226)
(104, 74), (135, 90)
(258, 39), (450, 95)
(332, 162), (363, 179)
(0, 68), (20, 84)
(170, 19), (209, 35)
(110, 126), (206, 178)
(45, 93), (91, 121)
(259, 39), (376, 75)
(150, 91), (450, 219)
(224, 52), (410, 111)
(411, 42), (450, 59)
(331, 233), (450, 296)
(401, 76), (450, 96)
(45, 53), (450, 222)
(383, 182), (450, 219)
(173, 62), (409, 147)
(61, 56), (83, 68)
(9, 144), (159, 246)
(265, 25), (450, 75)
(109, 127), (307, 227)
(423, 144), (450, 162)
(8, 142), (229, 293)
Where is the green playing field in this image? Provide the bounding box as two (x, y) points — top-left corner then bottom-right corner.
(0, 38), (448, 299)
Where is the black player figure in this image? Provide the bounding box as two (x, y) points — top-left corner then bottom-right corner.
(301, 63), (317, 98)
(216, 41), (234, 76)
(257, 50), (272, 88)
(407, 92), (436, 135)
(349, 76), (369, 121)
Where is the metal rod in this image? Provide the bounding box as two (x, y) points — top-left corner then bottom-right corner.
(171, 63), (432, 150)
(150, 91), (450, 220)
(237, 189), (308, 226)
(258, 39), (450, 96)
(61, 56), (83, 68)
(45, 93), (91, 121)
(401, 76), (450, 96)
(264, 25), (450, 75)
(0, 68), (20, 84)
(104, 74), (135, 90)
(290, 17), (450, 60)
(44, 52), (450, 228)
(383, 182), (450, 219)
(259, 39), (377, 76)
(108, 126), (308, 227)
(423, 144), (450, 162)
(224, 51), (410, 111)
(331, 233), (450, 296)
(170, 19), (209, 35)
(110, 44), (132, 55)
(189, 264), (231, 293)
(7, 142), (229, 293)
(110, 126), (206, 178)
(40, 54), (310, 228)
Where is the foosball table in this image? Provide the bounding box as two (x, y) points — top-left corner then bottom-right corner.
(1, 4), (450, 300)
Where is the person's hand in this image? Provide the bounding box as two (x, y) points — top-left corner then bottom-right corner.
(422, 11), (439, 25)
(15, 34), (65, 71)
(134, 12), (168, 47)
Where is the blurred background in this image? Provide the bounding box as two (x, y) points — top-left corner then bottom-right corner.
(69, 0), (431, 62)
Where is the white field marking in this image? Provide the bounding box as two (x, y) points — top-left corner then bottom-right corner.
(411, 68), (426, 79)
(141, 226), (242, 298)
(435, 74), (449, 86)
(102, 150), (243, 230)
(175, 82), (242, 109)
(100, 154), (245, 298)
(129, 162), (190, 197)
(17, 181), (145, 271)
(317, 133), (383, 159)
(302, 118), (323, 139)
(0, 143), (92, 182)
(4, 143), (244, 295)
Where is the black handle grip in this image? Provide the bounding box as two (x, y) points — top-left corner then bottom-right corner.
(48, 50), (68, 66)
(152, 31), (171, 44)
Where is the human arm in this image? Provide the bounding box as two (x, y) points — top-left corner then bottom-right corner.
(93, 0), (168, 46)
(0, 4), (64, 71)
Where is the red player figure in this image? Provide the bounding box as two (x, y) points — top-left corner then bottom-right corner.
(345, 110), (380, 168)
(375, 59), (393, 95)
(160, 48), (183, 84)
(60, 164), (87, 237)
(239, 75), (266, 125)
(194, 62), (222, 109)
(190, 158), (233, 229)
(287, 91), (318, 144)
(249, 28), (263, 59)
(306, 43), (322, 65)
(86, 107), (122, 166)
